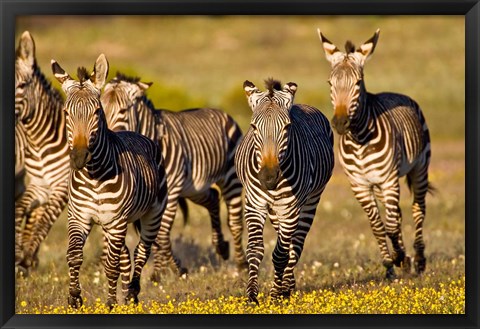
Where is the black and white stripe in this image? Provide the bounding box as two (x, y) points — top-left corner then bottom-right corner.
(101, 74), (247, 279)
(52, 54), (167, 309)
(15, 31), (70, 270)
(235, 79), (334, 304)
(318, 29), (432, 278)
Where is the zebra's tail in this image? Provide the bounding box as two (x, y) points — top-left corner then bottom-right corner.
(178, 197), (189, 226)
(405, 176), (437, 196)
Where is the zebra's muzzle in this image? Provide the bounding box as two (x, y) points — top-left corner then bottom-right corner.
(70, 147), (92, 170)
(258, 165), (280, 190)
(331, 115), (350, 135)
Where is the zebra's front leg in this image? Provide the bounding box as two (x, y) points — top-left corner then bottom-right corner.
(353, 185), (395, 279)
(245, 201), (267, 305)
(23, 185), (68, 269)
(66, 215), (92, 309)
(103, 222), (128, 310)
(15, 187), (42, 267)
(119, 245), (132, 300)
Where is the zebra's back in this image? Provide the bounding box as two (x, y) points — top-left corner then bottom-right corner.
(371, 92), (430, 176)
(159, 107), (242, 191)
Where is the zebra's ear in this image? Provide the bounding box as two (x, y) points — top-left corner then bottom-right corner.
(354, 29), (380, 65)
(317, 29), (343, 66)
(17, 31), (36, 68)
(51, 59), (71, 84)
(91, 54), (109, 90)
(138, 81), (153, 91)
(243, 80), (259, 96)
(283, 82), (297, 97)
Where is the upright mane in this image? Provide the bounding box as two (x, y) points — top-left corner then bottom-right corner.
(77, 67), (90, 84)
(345, 40), (356, 54)
(115, 72), (141, 84)
(264, 78), (282, 97)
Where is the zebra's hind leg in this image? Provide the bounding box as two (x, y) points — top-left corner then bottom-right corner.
(151, 196), (187, 281)
(127, 212), (162, 305)
(119, 245), (132, 301)
(219, 177), (248, 270)
(407, 165), (430, 275)
(353, 185), (395, 279)
(189, 188), (230, 261)
(380, 181), (410, 275)
(281, 194), (319, 297)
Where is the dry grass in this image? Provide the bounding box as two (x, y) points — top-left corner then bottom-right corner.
(15, 16), (465, 314)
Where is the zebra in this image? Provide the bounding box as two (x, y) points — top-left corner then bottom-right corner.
(317, 29), (432, 278)
(15, 31), (70, 270)
(235, 78), (334, 304)
(100, 73), (247, 279)
(51, 54), (167, 309)
(15, 122), (26, 200)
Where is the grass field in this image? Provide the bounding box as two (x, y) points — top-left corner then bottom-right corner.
(15, 15), (465, 314)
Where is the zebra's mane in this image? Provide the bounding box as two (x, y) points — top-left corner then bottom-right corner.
(115, 72), (141, 84)
(77, 67), (90, 84)
(345, 40), (356, 54)
(264, 78), (282, 97)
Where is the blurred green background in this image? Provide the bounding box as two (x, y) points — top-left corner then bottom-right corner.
(16, 15), (464, 140)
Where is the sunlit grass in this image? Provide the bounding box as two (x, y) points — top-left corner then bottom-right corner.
(17, 274), (464, 314)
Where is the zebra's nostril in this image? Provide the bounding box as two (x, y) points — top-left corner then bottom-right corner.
(331, 115), (350, 135)
(70, 147), (91, 170)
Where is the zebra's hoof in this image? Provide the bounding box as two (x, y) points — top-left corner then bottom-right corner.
(385, 267), (396, 280)
(216, 240), (230, 260)
(179, 267), (188, 277)
(106, 299), (117, 311)
(247, 294), (259, 306)
(236, 260), (249, 272)
(68, 295), (83, 309)
(414, 255), (426, 274)
(128, 278), (141, 297)
(16, 265), (28, 278)
(126, 293), (139, 305)
(392, 250), (406, 267)
(401, 255), (412, 274)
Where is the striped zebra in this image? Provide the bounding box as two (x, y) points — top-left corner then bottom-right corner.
(318, 29), (432, 278)
(101, 73), (247, 279)
(51, 54), (167, 309)
(15, 122), (27, 200)
(235, 79), (334, 304)
(15, 31), (70, 270)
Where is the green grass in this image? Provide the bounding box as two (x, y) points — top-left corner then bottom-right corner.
(15, 16), (465, 314)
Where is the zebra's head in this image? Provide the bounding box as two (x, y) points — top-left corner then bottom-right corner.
(101, 73), (152, 132)
(15, 31), (37, 124)
(318, 29), (380, 135)
(51, 54), (109, 171)
(244, 78), (297, 191)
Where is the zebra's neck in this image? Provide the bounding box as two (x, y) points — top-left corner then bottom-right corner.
(347, 91), (376, 144)
(84, 115), (119, 180)
(23, 67), (66, 149)
(137, 96), (163, 140)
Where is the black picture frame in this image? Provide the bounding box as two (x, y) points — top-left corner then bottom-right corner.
(1, 1), (478, 328)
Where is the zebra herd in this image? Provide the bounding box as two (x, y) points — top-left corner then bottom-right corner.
(14, 28), (433, 308)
